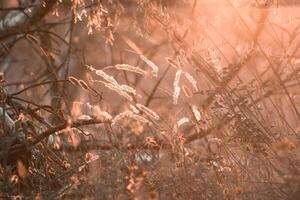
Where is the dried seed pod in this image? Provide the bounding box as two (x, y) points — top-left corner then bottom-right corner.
(115, 64), (147, 76)
(192, 105), (201, 121)
(100, 111), (112, 120)
(26, 34), (40, 45)
(104, 83), (133, 101)
(130, 104), (140, 114)
(136, 103), (160, 120)
(166, 57), (180, 69)
(121, 35), (159, 77)
(182, 85), (193, 98)
(78, 115), (92, 120)
(112, 111), (131, 124)
(177, 117), (189, 127)
(68, 76), (80, 86)
(130, 114), (150, 124)
(172, 69), (182, 105)
(85, 64), (95, 72)
(139, 55), (159, 77)
(95, 69), (118, 85)
(184, 72), (198, 91)
(78, 80), (90, 91)
(173, 86), (181, 105)
(120, 84), (137, 95)
(174, 69), (182, 87)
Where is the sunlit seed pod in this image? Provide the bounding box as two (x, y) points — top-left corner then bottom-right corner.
(68, 76), (80, 86)
(119, 35), (159, 77)
(112, 111), (132, 125)
(173, 86), (181, 105)
(192, 105), (201, 121)
(174, 69), (182, 87)
(78, 80), (90, 91)
(104, 83), (133, 102)
(177, 117), (189, 127)
(95, 69), (118, 85)
(26, 34), (40, 45)
(120, 84), (137, 95)
(172, 69), (182, 104)
(118, 91), (133, 102)
(166, 57), (180, 69)
(131, 114), (150, 124)
(85, 64), (95, 72)
(10, 175), (19, 184)
(100, 111), (112, 120)
(90, 106), (112, 121)
(78, 115), (92, 120)
(182, 85), (193, 98)
(85, 153), (99, 163)
(130, 104), (140, 114)
(115, 64), (147, 76)
(139, 55), (159, 77)
(184, 72), (198, 91)
(136, 103), (160, 120)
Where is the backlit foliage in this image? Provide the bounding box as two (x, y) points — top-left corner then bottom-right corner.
(0, 0), (300, 199)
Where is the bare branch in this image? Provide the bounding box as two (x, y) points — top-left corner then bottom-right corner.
(0, 0), (57, 38)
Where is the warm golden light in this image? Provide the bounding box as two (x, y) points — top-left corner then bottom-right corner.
(1, 0), (300, 199)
